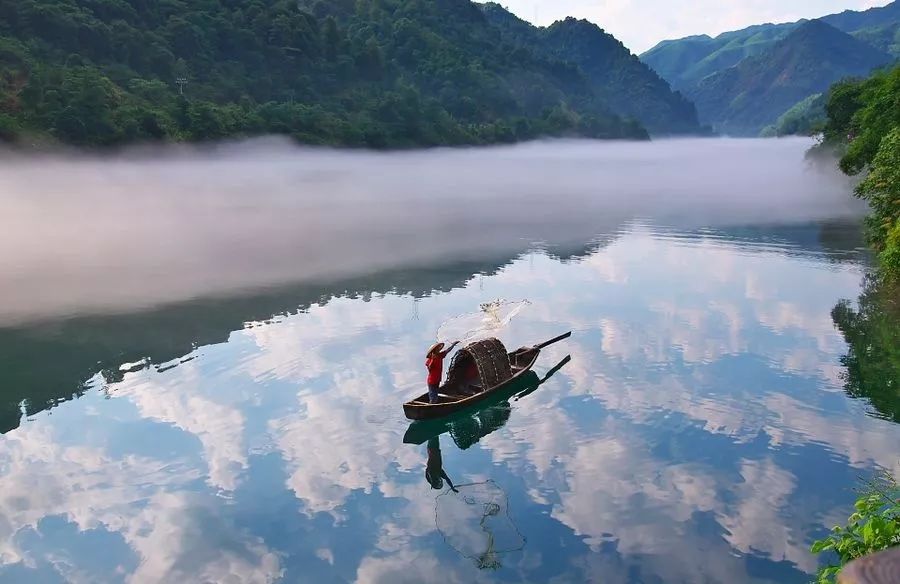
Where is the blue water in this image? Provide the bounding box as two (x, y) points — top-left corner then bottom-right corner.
(0, 220), (897, 584)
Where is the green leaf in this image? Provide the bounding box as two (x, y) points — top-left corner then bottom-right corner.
(861, 521), (874, 543)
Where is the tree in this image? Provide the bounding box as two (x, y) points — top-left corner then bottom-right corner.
(52, 67), (120, 145)
(187, 101), (226, 140)
(358, 37), (385, 80)
(323, 16), (340, 61)
(0, 113), (19, 141)
(819, 65), (900, 279)
(856, 128), (900, 269)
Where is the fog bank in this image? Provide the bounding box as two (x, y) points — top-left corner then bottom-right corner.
(0, 137), (862, 325)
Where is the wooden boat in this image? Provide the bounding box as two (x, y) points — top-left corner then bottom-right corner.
(403, 331), (571, 421)
(403, 354), (572, 445)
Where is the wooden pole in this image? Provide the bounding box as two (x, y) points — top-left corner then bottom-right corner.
(838, 547), (900, 584)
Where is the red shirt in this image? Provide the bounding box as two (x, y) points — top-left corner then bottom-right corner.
(426, 354), (444, 385)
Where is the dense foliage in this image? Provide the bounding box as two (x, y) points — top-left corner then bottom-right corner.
(821, 65), (900, 276)
(811, 472), (900, 583)
(481, 4), (703, 135)
(684, 20), (892, 136)
(0, 0), (648, 148)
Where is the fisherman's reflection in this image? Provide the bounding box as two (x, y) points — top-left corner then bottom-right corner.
(412, 355), (572, 493)
(426, 436), (459, 492)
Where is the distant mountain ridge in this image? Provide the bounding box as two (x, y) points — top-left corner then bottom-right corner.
(642, 1), (900, 90)
(643, 23), (796, 91)
(821, 0), (900, 41)
(481, 3), (704, 135)
(683, 19), (893, 135)
(641, 1), (899, 136)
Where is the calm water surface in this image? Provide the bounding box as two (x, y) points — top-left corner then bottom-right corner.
(1, 220), (898, 583)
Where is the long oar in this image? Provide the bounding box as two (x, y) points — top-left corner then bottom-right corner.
(541, 354), (572, 382)
(534, 331), (572, 350)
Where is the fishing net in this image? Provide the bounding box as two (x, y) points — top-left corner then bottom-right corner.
(435, 480), (526, 570)
(436, 299), (530, 346)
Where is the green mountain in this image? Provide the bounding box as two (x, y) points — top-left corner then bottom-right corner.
(642, 23), (796, 91)
(683, 20), (893, 136)
(481, 4), (703, 135)
(822, 0), (900, 51)
(851, 21), (900, 56)
(760, 93), (826, 137)
(0, 0), (648, 148)
(642, 1), (900, 91)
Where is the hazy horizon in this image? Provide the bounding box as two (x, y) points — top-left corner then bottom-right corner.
(0, 137), (862, 326)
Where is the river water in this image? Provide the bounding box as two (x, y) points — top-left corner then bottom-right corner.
(0, 139), (897, 583)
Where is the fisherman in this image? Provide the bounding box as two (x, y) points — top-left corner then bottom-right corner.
(426, 340), (459, 404)
(425, 436), (458, 493)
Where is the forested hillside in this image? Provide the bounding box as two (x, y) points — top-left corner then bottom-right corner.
(683, 20), (892, 136)
(642, 23), (795, 92)
(760, 93), (826, 137)
(0, 0), (648, 148)
(481, 4), (703, 135)
(818, 64), (900, 277)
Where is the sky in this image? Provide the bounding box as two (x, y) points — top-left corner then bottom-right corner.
(491, 0), (894, 53)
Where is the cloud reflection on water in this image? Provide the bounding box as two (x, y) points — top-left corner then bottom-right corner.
(0, 421), (282, 583)
(0, 224), (897, 583)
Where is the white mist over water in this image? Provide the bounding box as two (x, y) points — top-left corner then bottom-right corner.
(0, 137), (863, 325)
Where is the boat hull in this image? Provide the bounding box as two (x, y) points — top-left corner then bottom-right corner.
(403, 370), (541, 444)
(403, 348), (539, 421)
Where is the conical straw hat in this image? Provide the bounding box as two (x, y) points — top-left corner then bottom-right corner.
(427, 342), (445, 358)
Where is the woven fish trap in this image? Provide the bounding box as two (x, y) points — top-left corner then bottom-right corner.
(446, 338), (512, 389)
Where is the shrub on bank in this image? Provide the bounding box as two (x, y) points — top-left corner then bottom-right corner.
(811, 473), (900, 583)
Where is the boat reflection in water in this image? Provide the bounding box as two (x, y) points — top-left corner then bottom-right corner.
(404, 356), (571, 570)
(403, 354), (571, 450)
